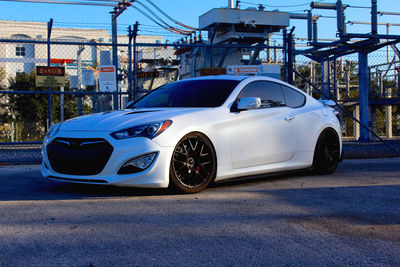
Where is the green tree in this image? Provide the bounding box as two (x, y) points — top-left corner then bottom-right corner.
(6, 72), (92, 141)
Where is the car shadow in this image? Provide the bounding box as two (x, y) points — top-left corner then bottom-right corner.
(0, 166), (309, 201)
(210, 169), (311, 189)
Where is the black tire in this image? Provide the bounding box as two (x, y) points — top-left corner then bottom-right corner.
(312, 128), (340, 174)
(169, 132), (217, 194)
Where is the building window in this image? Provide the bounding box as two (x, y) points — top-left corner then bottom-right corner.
(16, 45), (25, 56)
(16, 71), (24, 77)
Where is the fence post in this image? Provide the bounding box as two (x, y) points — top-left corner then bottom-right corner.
(345, 66), (350, 98)
(333, 57), (339, 100)
(282, 28), (287, 82)
(385, 85), (393, 138)
(60, 86), (64, 122)
(320, 58), (330, 99)
(397, 67), (400, 97)
(353, 105), (360, 140)
(133, 21), (139, 100)
(47, 18), (53, 129)
(77, 45), (85, 116)
(209, 25), (217, 68)
(111, 14), (119, 110)
(287, 27), (295, 85)
(266, 34), (271, 62)
(358, 50), (370, 142)
(127, 26), (133, 101)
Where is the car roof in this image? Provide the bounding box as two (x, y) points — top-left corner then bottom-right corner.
(183, 75), (288, 83)
(184, 75), (249, 81)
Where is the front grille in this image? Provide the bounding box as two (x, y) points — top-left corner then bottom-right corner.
(47, 138), (114, 175)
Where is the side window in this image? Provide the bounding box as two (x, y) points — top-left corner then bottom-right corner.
(16, 45), (25, 57)
(281, 85), (306, 108)
(238, 81), (286, 108)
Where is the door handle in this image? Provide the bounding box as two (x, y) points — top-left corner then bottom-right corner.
(285, 115), (295, 121)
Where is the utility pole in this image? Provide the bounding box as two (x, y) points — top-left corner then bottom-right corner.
(110, 3), (130, 109)
(128, 25), (133, 102)
(47, 18), (53, 129)
(128, 21), (139, 101)
(287, 27), (295, 85)
(133, 21), (139, 100)
(111, 13), (119, 110)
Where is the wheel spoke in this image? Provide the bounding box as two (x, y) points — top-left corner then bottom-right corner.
(196, 171), (207, 182)
(174, 150), (187, 156)
(200, 145), (209, 157)
(188, 139), (198, 152)
(174, 159), (187, 165)
(199, 164), (211, 175)
(181, 141), (189, 154)
(175, 164), (186, 174)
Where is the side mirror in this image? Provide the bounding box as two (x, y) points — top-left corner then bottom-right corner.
(319, 100), (336, 107)
(237, 97), (261, 111)
(124, 101), (134, 109)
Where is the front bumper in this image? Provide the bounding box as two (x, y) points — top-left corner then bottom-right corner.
(41, 131), (174, 188)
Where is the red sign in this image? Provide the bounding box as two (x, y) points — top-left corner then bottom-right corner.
(137, 71), (160, 78)
(36, 66), (65, 77)
(200, 68), (226, 76)
(100, 67), (115, 72)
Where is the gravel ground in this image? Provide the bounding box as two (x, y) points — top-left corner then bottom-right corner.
(0, 158), (399, 266)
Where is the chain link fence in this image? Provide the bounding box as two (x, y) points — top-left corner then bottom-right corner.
(0, 37), (285, 143)
(1, 33), (399, 144)
(293, 48), (400, 141)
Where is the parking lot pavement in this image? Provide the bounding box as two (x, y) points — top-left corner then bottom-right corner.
(0, 158), (399, 266)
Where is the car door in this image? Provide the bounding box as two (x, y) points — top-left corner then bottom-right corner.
(230, 81), (298, 169)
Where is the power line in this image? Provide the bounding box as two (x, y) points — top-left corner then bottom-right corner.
(0, 0), (115, 6)
(142, 0), (198, 31)
(131, 4), (193, 35)
(131, 5), (189, 35)
(135, 0), (172, 28)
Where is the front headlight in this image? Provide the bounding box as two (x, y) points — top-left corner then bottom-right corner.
(45, 123), (61, 139)
(110, 120), (172, 140)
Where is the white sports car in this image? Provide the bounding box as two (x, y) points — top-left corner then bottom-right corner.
(42, 75), (342, 193)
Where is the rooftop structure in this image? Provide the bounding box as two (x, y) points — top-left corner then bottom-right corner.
(199, 8), (289, 44)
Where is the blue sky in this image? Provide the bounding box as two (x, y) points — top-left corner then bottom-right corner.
(1, 0), (400, 42)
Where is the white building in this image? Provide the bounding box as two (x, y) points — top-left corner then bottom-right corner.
(0, 20), (177, 91)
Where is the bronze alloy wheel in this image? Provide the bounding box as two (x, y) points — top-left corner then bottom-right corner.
(312, 128), (340, 174)
(170, 132), (216, 193)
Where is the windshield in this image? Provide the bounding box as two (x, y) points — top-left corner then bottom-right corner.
(129, 79), (240, 108)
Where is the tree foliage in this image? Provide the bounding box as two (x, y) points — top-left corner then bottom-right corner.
(4, 72), (91, 141)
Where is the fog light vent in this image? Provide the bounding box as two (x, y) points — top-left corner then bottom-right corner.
(118, 152), (158, 174)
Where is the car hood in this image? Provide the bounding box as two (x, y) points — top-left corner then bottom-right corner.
(59, 108), (206, 132)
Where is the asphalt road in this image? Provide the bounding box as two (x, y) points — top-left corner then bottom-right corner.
(1, 158), (400, 266)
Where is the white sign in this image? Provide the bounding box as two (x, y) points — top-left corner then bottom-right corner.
(227, 64), (281, 80)
(99, 65), (117, 92)
(82, 69), (95, 86)
(69, 76), (78, 89)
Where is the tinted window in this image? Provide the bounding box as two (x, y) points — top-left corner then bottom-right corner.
(130, 79), (240, 108)
(238, 81), (285, 108)
(281, 85), (306, 108)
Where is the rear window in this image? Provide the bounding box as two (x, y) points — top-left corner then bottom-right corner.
(238, 81), (286, 108)
(130, 79), (240, 108)
(281, 85), (306, 108)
